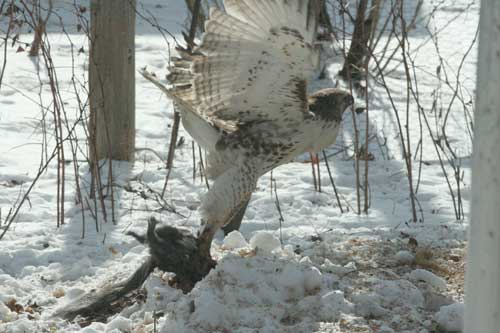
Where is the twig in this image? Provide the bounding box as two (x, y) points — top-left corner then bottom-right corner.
(272, 179), (284, 246)
(322, 150), (344, 214)
(161, 0), (202, 198)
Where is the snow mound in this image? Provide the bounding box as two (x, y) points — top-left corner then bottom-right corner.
(0, 301), (14, 322)
(160, 253), (349, 332)
(395, 250), (415, 264)
(374, 279), (424, 308)
(409, 269), (447, 292)
(435, 302), (464, 332)
(106, 315), (132, 332)
(352, 292), (388, 318)
(223, 231), (249, 250)
(321, 259), (357, 274)
(249, 231), (281, 253)
(319, 290), (353, 321)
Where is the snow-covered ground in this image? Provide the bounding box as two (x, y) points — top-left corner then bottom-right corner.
(0, 0), (477, 332)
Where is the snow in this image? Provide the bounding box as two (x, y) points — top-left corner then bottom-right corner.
(222, 231), (249, 250)
(249, 231), (281, 254)
(0, 0), (478, 331)
(319, 290), (353, 321)
(395, 250), (415, 264)
(106, 316), (133, 332)
(0, 302), (13, 322)
(320, 259), (357, 275)
(409, 269), (448, 292)
(435, 303), (464, 332)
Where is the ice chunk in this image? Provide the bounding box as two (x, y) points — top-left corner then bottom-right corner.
(304, 266), (322, 292)
(223, 231), (249, 250)
(249, 231), (281, 253)
(435, 303), (464, 332)
(319, 290), (353, 321)
(106, 315), (132, 332)
(395, 250), (415, 264)
(321, 259), (357, 274)
(0, 301), (14, 322)
(409, 269), (447, 291)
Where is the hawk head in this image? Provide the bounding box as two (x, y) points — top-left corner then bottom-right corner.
(308, 88), (354, 122)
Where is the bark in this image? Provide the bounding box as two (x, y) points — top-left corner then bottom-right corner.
(464, 0), (500, 330)
(339, 0), (381, 81)
(185, 0), (205, 33)
(89, 0), (136, 162)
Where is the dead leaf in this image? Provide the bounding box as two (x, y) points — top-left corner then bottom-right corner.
(53, 288), (65, 298)
(108, 246), (119, 255)
(6, 299), (23, 313)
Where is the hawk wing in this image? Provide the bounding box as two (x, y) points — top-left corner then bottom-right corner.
(168, 0), (321, 136)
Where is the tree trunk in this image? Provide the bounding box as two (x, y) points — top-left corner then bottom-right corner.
(319, 0), (334, 35)
(464, 0), (500, 331)
(89, 0), (135, 162)
(185, 0), (205, 33)
(339, 0), (381, 81)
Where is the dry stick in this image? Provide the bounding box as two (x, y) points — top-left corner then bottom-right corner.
(339, 0), (361, 214)
(409, 85), (460, 220)
(310, 152), (318, 191)
(399, 2), (417, 222)
(88, 42), (110, 225)
(0, 0), (13, 90)
(316, 153), (321, 193)
(198, 144), (210, 190)
(272, 179), (284, 246)
(161, 0), (202, 197)
(270, 171), (273, 196)
(436, 27), (478, 218)
(362, 0), (382, 213)
(0, 148), (58, 241)
(18, 3), (64, 229)
(440, 26), (479, 145)
(363, 60), (370, 212)
(383, 1), (471, 80)
(25, 3), (88, 231)
(60, 20), (88, 237)
(36, 26), (66, 227)
(410, 58), (424, 195)
(19, 0), (68, 227)
(28, 0), (53, 57)
(371, 0), (397, 54)
(370, 50), (418, 222)
(192, 141), (196, 182)
(322, 150), (344, 213)
(377, 0), (423, 78)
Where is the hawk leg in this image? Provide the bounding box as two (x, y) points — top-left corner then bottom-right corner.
(222, 197), (250, 235)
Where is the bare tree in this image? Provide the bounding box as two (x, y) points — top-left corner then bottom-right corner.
(465, 0), (500, 330)
(185, 0), (205, 33)
(89, 0), (136, 163)
(339, 0), (381, 82)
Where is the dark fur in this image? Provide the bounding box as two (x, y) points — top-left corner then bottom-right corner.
(55, 218), (215, 320)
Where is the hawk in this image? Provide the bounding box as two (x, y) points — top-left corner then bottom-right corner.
(56, 1), (355, 318)
(146, 0), (353, 274)
(166, 0), (353, 255)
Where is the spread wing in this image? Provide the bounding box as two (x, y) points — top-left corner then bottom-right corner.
(168, 0), (321, 134)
